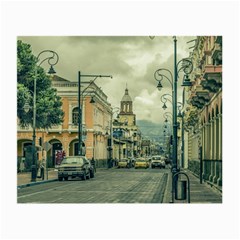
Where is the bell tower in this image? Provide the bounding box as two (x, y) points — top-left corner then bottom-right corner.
(119, 85), (136, 126)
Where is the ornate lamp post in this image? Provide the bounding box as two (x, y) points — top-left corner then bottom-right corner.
(30, 50), (59, 182)
(78, 72), (112, 156)
(154, 36), (193, 177)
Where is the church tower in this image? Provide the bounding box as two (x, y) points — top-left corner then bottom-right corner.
(119, 86), (136, 126)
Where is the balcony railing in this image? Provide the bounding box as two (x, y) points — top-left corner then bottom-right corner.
(47, 125), (63, 133)
(201, 65), (222, 93)
(68, 124), (79, 132)
(17, 125), (33, 131)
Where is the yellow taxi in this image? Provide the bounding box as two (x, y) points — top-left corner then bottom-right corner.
(134, 158), (149, 169)
(117, 159), (129, 168)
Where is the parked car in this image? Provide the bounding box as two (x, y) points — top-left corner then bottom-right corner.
(151, 155), (166, 169)
(58, 156), (94, 181)
(135, 158), (149, 169)
(118, 159), (130, 168)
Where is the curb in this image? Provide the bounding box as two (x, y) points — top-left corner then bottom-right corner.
(17, 178), (58, 189)
(162, 171), (172, 203)
(189, 171), (222, 195)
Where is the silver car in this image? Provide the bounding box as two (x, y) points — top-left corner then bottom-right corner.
(58, 156), (94, 181)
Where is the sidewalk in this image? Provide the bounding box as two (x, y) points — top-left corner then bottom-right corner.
(17, 169), (58, 188)
(163, 169), (222, 203)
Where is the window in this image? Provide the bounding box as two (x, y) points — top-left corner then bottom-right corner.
(72, 107), (79, 125)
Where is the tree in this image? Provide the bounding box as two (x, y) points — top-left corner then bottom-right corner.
(17, 40), (64, 129)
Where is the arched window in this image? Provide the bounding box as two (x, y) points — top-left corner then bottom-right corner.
(72, 107), (79, 125)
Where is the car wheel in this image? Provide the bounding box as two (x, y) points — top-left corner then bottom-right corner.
(90, 169), (95, 178)
(58, 177), (63, 181)
(81, 172), (86, 181)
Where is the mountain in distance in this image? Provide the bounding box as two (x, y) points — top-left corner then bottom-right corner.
(136, 120), (163, 142)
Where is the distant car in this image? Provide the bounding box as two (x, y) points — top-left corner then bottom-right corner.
(58, 156), (94, 181)
(151, 155), (166, 169)
(118, 159), (130, 168)
(135, 158), (149, 169)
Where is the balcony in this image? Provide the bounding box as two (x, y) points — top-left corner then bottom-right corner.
(201, 65), (222, 93)
(190, 95), (205, 109)
(195, 85), (211, 102)
(212, 40), (222, 65)
(17, 125), (32, 132)
(47, 125), (63, 133)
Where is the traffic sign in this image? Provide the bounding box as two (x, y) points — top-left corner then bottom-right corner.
(43, 142), (52, 152)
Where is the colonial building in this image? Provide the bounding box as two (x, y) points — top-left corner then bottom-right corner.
(17, 75), (112, 169)
(182, 36), (222, 188)
(112, 87), (142, 159)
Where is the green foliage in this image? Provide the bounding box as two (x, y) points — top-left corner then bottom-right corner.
(17, 40), (64, 129)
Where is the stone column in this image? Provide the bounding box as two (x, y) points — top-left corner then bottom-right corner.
(203, 122), (211, 180)
(213, 116), (219, 183)
(209, 118), (215, 182)
(217, 113), (222, 186)
(201, 124), (205, 180)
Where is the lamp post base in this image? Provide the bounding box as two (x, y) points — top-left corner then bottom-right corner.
(31, 165), (37, 182)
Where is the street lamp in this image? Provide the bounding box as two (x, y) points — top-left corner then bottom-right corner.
(154, 36), (193, 177)
(30, 50), (59, 182)
(161, 94), (184, 115)
(108, 107), (120, 167)
(78, 72), (112, 156)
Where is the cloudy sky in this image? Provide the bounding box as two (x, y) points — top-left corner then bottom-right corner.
(18, 36), (195, 123)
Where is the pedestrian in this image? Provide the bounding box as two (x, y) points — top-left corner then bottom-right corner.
(40, 163), (44, 180)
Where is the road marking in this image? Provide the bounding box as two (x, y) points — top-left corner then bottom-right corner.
(17, 182), (77, 199)
(51, 189), (154, 194)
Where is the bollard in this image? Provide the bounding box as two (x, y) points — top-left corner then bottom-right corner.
(172, 171), (190, 203)
(175, 180), (187, 200)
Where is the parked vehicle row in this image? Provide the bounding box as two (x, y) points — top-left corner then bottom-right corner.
(116, 155), (170, 169)
(58, 156), (95, 181)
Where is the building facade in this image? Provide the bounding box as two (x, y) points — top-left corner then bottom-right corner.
(17, 75), (112, 169)
(182, 36), (222, 187)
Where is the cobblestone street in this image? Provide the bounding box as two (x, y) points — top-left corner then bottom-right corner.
(18, 169), (168, 203)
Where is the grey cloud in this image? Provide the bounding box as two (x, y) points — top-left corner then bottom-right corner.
(18, 36), (195, 123)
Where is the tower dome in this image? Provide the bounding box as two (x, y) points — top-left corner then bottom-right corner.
(120, 86), (133, 114)
(121, 88), (132, 102)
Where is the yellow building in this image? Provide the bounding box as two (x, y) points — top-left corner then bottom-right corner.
(17, 75), (112, 169)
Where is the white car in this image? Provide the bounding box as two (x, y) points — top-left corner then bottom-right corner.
(151, 155), (166, 169)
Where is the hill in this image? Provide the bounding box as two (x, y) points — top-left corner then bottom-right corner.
(136, 120), (163, 142)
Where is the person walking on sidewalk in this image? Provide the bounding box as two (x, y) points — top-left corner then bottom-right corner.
(37, 160), (45, 180)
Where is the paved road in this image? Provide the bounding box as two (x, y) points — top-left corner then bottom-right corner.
(17, 168), (169, 203)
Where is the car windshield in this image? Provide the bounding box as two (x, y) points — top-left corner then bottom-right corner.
(152, 156), (161, 160)
(120, 159), (127, 162)
(61, 157), (84, 165)
(136, 159), (146, 162)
